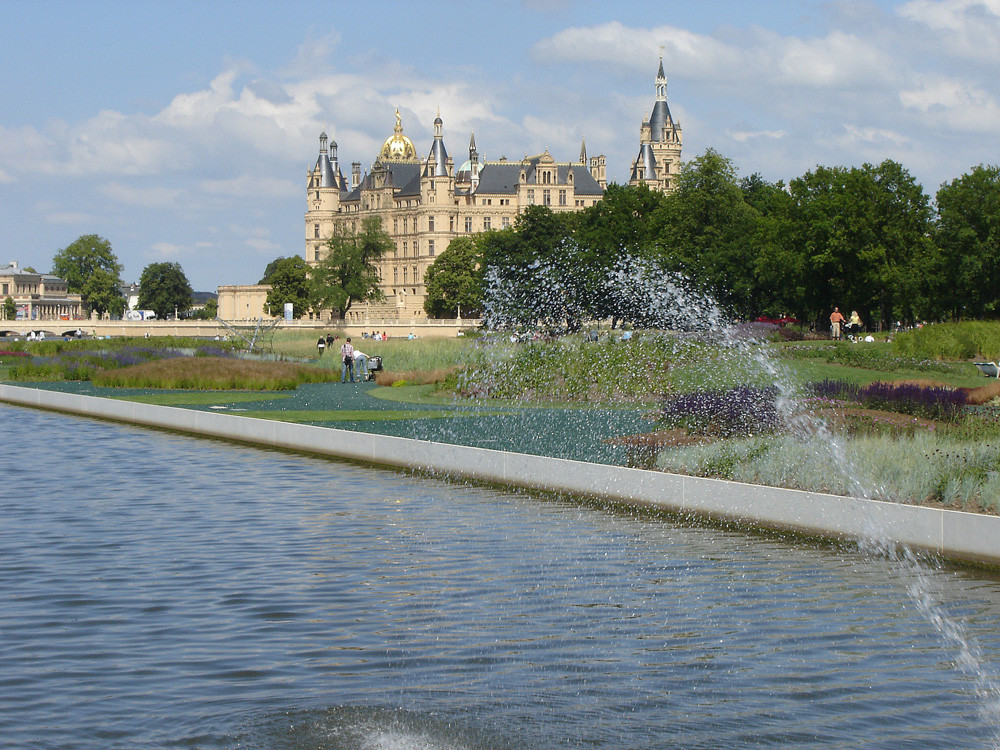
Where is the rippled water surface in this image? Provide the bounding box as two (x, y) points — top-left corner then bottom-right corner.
(4, 403), (1000, 749)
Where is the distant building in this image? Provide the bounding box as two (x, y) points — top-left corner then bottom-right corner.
(0, 261), (83, 322)
(218, 59), (682, 322)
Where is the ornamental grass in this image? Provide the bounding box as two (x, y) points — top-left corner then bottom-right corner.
(93, 356), (336, 390)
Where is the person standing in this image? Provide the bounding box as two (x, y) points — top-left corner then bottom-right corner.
(848, 310), (863, 341)
(340, 337), (355, 383)
(317, 336), (326, 357)
(830, 307), (845, 341)
(353, 348), (369, 381)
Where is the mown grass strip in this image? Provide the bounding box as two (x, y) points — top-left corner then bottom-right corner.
(112, 392), (293, 406)
(228, 409), (508, 423)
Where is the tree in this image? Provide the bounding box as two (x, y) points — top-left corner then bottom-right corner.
(51, 235), (124, 314)
(575, 183), (668, 325)
(138, 262), (193, 319)
(423, 237), (482, 318)
(786, 160), (932, 329)
(479, 206), (585, 330)
(931, 164), (1000, 319)
(312, 216), (391, 318)
(81, 268), (126, 317)
(262, 255), (312, 318)
(3, 296), (16, 321)
(650, 149), (765, 318)
(185, 297), (218, 320)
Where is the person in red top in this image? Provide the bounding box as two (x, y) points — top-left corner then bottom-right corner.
(829, 307), (845, 340)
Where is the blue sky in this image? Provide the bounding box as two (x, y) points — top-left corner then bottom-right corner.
(2, 0), (998, 291)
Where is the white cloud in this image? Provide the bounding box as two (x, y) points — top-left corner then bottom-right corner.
(900, 76), (1000, 131)
(899, 0), (1000, 60)
(532, 21), (742, 81)
(101, 182), (183, 209)
(149, 241), (185, 258)
(772, 31), (894, 88)
(200, 175), (298, 198)
(45, 211), (98, 225)
(728, 129), (788, 143)
(837, 124), (910, 147)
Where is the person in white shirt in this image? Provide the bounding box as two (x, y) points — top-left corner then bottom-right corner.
(353, 348), (369, 381)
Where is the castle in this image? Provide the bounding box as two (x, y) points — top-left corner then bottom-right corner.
(217, 60), (682, 322)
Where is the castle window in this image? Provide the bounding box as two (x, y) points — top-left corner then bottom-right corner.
(429, 240), (435, 256)
(559, 190), (566, 206)
(527, 190), (534, 203)
(465, 217), (473, 233)
(428, 216), (434, 232)
(543, 191), (551, 206)
(403, 242), (408, 257)
(314, 224), (320, 238)
(394, 268), (398, 283)
(403, 267), (408, 283)
(393, 219), (398, 233)
(483, 217), (491, 230)
(502, 216), (510, 229)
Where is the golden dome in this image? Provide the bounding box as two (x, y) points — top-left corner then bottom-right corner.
(378, 109), (418, 162)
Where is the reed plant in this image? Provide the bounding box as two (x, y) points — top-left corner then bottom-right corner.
(93, 356), (336, 390)
(892, 321), (1000, 362)
(453, 333), (707, 402)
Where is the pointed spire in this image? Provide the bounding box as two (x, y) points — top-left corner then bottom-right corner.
(579, 136), (587, 164)
(426, 109), (449, 177)
(655, 55), (667, 101)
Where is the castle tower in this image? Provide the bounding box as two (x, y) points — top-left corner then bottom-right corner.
(424, 109), (451, 178)
(305, 131), (345, 264)
(629, 56), (683, 192)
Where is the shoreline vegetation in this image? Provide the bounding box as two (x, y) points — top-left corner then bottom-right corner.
(2, 321), (999, 514)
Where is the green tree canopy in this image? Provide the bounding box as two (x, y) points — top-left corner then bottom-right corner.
(931, 164), (1000, 319)
(786, 160), (931, 328)
(137, 262), (193, 319)
(81, 268), (127, 317)
(312, 216), (391, 318)
(423, 237), (483, 318)
(651, 149), (764, 317)
(3, 296), (16, 321)
(479, 206), (588, 331)
(51, 234), (125, 314)
(263, 255), (312, 318)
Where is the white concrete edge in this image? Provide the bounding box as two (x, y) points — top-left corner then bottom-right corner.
(3, 383), (998, 567)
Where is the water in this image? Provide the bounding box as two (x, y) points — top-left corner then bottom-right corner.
(4, 404), (1000, 748)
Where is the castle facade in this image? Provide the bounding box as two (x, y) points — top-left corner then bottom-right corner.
(217, 60), (682, 322)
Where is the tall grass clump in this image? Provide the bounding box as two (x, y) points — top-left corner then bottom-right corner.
(783, 341), (954, 374)
(656, 433), (1000, 514)
(93, 357), (335, 390)
(453, 333), (699, 402)
(892, 321), (1000, 362)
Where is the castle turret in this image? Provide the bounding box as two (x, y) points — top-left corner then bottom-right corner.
(629, 57), (683, 192)
(424, 109), (451, 178)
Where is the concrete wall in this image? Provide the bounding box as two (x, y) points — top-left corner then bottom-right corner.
(3, 382), (998, 568)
